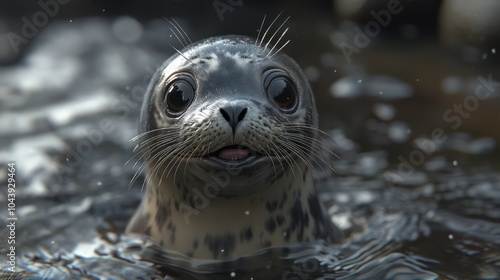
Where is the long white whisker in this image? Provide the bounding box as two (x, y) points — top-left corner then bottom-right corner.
(172, 17), (192, 45)
(257, 11), (283, 49)
(260, 15), (290, 56)
(267, 40), (290, 60)
(245, 14), (267, 58)
(264, 27), (289, 59)
(168, 43), (195, 66)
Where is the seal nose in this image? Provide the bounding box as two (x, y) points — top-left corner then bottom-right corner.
(220, 105), (247, 132)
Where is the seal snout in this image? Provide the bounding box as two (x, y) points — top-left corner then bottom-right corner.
(217, 105), (255, 161)
(219, 105), (248, 133)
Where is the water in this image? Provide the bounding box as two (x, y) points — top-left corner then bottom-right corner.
(1, 18), (499, 279)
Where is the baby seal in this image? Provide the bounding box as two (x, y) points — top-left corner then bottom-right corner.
(126, 35), (341, 259)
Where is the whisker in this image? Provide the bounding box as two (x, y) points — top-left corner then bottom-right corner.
(257, 11), (283, 50)
(159, 131), (204, 187)
(164, 17), (187, 48)
(286, 134), (338, 160)
(284, 124), (341, 159)
(268, 137), (298, 180)
(264, 27), (289, 59)
(126, 132), (190, 177)
(171, 143), (198, 186)
(283, 129), (338, 174)
(245, 14), (267, 58)
(275, 137), (319, 178)
(172, 17), (192, 45)
(260, 15), (290, 56)
(255, 141), (279, 183)
(254, 14), (267, 46)
(130, 127), (178, 142)
(156, 140), (194, 188)
(168, 26), (186, 49)
(168, 43), (195, 66)
(263, 144), (278, 182)
(129, 140), (178, 188)
(267, 39), (290, 60)
(139, 136), (188, 188)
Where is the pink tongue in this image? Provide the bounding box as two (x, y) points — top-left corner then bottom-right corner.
(219, 148), (250, 160)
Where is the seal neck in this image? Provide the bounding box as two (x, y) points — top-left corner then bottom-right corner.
(154, 162), (309, 217)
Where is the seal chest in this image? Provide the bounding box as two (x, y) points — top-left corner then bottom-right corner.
(126, 35), (341, 259)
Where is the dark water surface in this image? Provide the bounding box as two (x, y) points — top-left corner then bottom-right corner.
(1, 9), (499, 280)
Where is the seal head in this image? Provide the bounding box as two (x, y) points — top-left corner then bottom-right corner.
(127, 35), (340, 259)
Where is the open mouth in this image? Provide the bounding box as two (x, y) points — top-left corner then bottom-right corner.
(205, 145), (261, 165)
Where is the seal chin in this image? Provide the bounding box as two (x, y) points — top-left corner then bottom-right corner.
(204, 145), (263, 168)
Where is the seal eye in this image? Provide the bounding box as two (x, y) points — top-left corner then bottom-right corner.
(264, 70), (298, 112)
(164, 76), (195, 116)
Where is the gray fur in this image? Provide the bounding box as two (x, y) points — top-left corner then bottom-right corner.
(126, 35), (341, 259)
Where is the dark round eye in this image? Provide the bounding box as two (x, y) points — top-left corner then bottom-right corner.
(164, 76), (195, 116)
(264, 70), (297, 112)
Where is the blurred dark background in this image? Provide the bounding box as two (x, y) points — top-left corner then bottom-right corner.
(1, 0), (499, 63)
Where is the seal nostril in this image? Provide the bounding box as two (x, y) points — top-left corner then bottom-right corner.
(220, 108), (230, 123)
(238, 108), (247, 122)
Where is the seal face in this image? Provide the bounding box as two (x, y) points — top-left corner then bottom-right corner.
(127, 35), (341, 259)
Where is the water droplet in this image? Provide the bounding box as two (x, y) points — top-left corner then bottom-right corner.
(51, 241), (55, 244)
(373, 103), (396, 121)
(244, 210), (250, 215)
(357, 79), (362, 83)
(334, 69), (337, 73)
(441, 75), (462, 94)
(103, 9), (106, 12)
(448, 234), (454, 240)
(69, 20), (73, 23)
(379, 91), (383, 95)
(330, 76), (364, 98)
(221, 249), (224, 252)
(492, 48), (496, 54)
(304, 66), (320, 82)
(230, 272), (236, 277)
(453, 160), (458, 166)
(416, 78), (419, 82)
(426, 210), (435, 218)
(482, 53), (488, 59)
(320, 53), (335, 67)
(112, 16), (143, 43)
(388, 122), (410, 142)
(97, 181), (102, 186)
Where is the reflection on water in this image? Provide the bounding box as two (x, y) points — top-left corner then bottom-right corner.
(0, 13), (499, 280)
